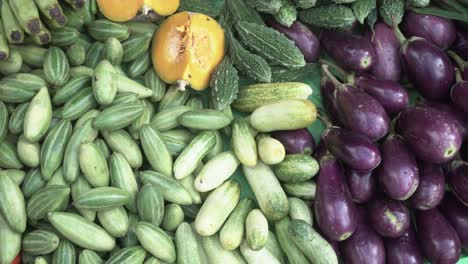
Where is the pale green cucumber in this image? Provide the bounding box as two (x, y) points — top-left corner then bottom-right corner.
(70, 175), (96, 221)
(118, 213), (139, 248)
(106, 246), (146, 264)
(282, 180), (316, 200)
(140, 170), (193, 205)
(74, 187), (130, 211)
(137, 184), (164, 227)
(93, 102), (144, 131)
(161, 204), (184, 232)
(175, 222), (203, 264)
(0, 172), (26, 232)
(250, 99), (317, 132)
(139, 125), (173, 177)
(52, 240), (76, 264)
(158, 84), (190, 111)
(48, 212), (115, 252)
(109, 153), (139, 213)
(79, 141), (109, 187)
(92, 60), (117, 105)
(27, 185), (70, 220)
(219, 198), (255, 251)
(17, 134), (40, 167)
(78, 249), (103, 264)
(288, 197), (313, 225)
(242, 161), (289, 220)
(257, 136), (285, 165)
(9, 102), (29, 135)
(201, 234), (247, 264)
(116, 74), (153, 98)
(179, 174), (202, 204)
(22, 230), (60, 255)
(194, 151), (239, 192)
(178, 109), (232, 130)
(24, 87), (52, 142)
(97, 206), (129, 238)
(195, 180), (240, 236)
(246, 209), (269, 251)
(265, 231), (286, 263)
(101, 129), (142, 169)
(150, 106), (191, 132)
(21, 168), (45, 198)
(273, 154), (319, 183)
(232, 118), (257, 167)
(40, 119), (72, 180)
(52, 76), (92, 105)
(0, 215), (21, 264)
(1, 169), (26, 185)
(173, 131), (216, 180)
(135, 221), (176, 263)
(240, 240), (282, 264)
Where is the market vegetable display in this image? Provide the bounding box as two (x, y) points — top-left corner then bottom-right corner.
(0, 0), (468, 264)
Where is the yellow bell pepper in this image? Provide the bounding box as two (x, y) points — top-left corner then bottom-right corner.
(96, 0), (143, 22)
(151, 12), (226, 91)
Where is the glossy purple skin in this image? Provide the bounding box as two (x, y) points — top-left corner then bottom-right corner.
(451, 81), (468, 114)
(409, 163), (445, 210)
(369, 197), (410, 238)
(266, 19), (320, 62)
(355, 76), (409, 115)
(452, 27), (468, 60)
(377, 135), (420, 200)
(447, 160), (468, 206)
(420, 101), (468, 139)
(397, 105), (462, 164)
(320, 76), (346, 127)
(334, 83), (390, 141)
(385, 227), (424, 264)
(366, 23), (401, 81)
(322, 127), (381, 171)
(345, 168), (376, 203)
(271, 128), (316, 155)
(402, 12), (456, 50)
(321, 30), (376, 72)
(461, 142), (468, 161)
(401, 37), (455, 100)
(314, 154), (358, 241)
(415, 208), (461, 264)
(439, 192), (468, 248)
(313, 140), (328, 162)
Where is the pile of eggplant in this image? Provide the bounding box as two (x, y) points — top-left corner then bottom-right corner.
(268, 3), (468, 264)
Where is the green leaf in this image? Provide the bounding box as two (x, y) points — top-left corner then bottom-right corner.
(352, 0), (376, 24)
(412, 7), (468, 23)
(210, 57), (240, 110)
(367, 8), (378, 35)
(379, 0), (405, 27)
(179, 0), (225, 17)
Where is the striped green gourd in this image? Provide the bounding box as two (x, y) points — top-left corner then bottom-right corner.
(0, 214), (21, 264)
(106, 246), (146, 264)
(0, 141), (23, 169)
(140, 170), (193, 205)
(23, 87), (52, 142)
(78, 249), (103, 264)
(93, 102), (144, 131)
(150, 106), (191, 132)
(121, 33), (152, 62)
(139, 125), (173, 176)
(135, 222), (176, 263)
(101, 129), (143, 169)
(84, 42), (104, 68)
(79, 142), (110, 187)
(161, 204), (185, 232)
(137, 184), (165, 227)
(22, 230), (60, 255)
(178, 109), (232, 130)
(144, 69), (166, 102)
(87, 19), (130, 41)
(71, 175), (97, 221)
(97, 206), (129, 238)
(175, 222), (204, 264)
(0, 101), (9, 143)
(103, 37), (124, 65)
(52, 240), (77, 264)
(60, 87), (98, 121)
(52, 76), (91, 105)
(158, 84), (190, 111)
(127, 51), (151, 78)
(44, 46), (70, 86)
(118, 213), (140, 248)
(21, 168), (45, 198)
(16, 136), (40, 168)
(66, 43), (87, 66)
(0, 172), (26, 233)
(9, 103), (28, 135)
(27, 185), (70, 221)
(92, 60), (118, 105)
(40, 119), (72, 180)
(129, 99), (154, 139)
(50, 27), (80, 47)
(109, 153), (139, 213)
(74, 187), (130, 211)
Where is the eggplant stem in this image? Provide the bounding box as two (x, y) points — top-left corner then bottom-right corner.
(318, 59), (349, 82)
(455, 68), (463, 83)
(447, 50), (466, 69)
(317, 113), (333, 128)
(321, 64), (343, 88)
(392, 25), (406, 45)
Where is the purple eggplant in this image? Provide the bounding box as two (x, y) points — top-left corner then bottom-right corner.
(313, 140), (328, 162)
(314, 219), (341, 258)
(320, 70), (347, 127)
(384, 227), (424, 264)
(266, 19), (320, 62)
(369, 197), (410, 238)
(354, 76), (409, 115)
(420, 101), (468, 139)
(448, 51), (468, 80)
(402, 12), (456, 50)
(322, 127), (381, 171)
(346, 168), (376, 203)
(439, 192), (468, 248)
(409, 162), (445, 210)
(397, 105), (462, 164)
(271, 128), (316, 155)
(366, 23), (401, 81)
(461, 142), (468, 161)
(321, 30), (375, 72)
(377, 135), (420, 200)
(314, 154), (358, 241)
(398, 33), (455, 100)
(452, 26), (468, 60)
(451, 80), (468, 115)
(447, 160), (468, 206)
(415, 208), (461, 264)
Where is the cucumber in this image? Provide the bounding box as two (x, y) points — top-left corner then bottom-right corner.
(50, 27), (80, 47)
(92, 60), (117, 105)
(0, 215), (21, 264)
(150, 106), (191, 132)
(210, 56), (239, 110)
(104, 37), (123, 65)
(219, 198), (255, 250)
(78, 249), (104, 264)
(135, 222), (176, 263)
(137, 184), (164, 227)
(9, 103), (29, 135)
(282, 180), (316, 200)
(118, 213), (140, 248)
(93, 102), (144, 131)
(201, 234), (247, 264)
(246, 209), (269, 251)
(236, 22), (305, 69)
(121, 33), (152, 63)
(175, 222), (203, 264)
(247, 0), (283, 13)
(24, 87), (52, 142)
(230, 37), (272, 83)
(178, 109), (232, 130)
(299, 4), (357, 29)
(87, 19), (130, 41)
(48, 212), (116, 251)
(22, 230), (60, 255)
(74, 187), (130, 211)
(173, 131), (216, 180)
(79, 142), (109, 187)
(288, 219), (338, 264)
(102, 129), (142, 169)
(275, 217), (309, 264)
(139, 125), (173, 176)
(0, 141), (23, 169)
(21, 168), (45, 198)
(226, 0), (264, 25)
(52, 76), (91, 105)
(274, 0), (297, 27)
(257, 136), (285, 165)
(44, 46), (70, 86)
(242, 161), (289, 220)
(232, 118), (257, 167)
(194, 180), (240, 236)
(27, 185), (70, 220)
(40, 119), (72, 180)
(140, 170), (193, 205)
(288, 197), (313, 225)
(0, 172), (26, 232)
(232, 82), (312, 112)
(161, 204), (184, 232)
(240, 240), (282, 264)
(106, 246), (146, 264)
(194, 151), (240, 192)
(97, 206), (129, 238)
(265, 231), (286, 263)
(250, 99), (317, 132)
(379, 0), (404, 27)
(52, 240), (76, 264)
(109, 153), (139, 213)
(179, 174), (202, 204)
(144, 69), (166, 102)
(273, 154), (319, 183)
